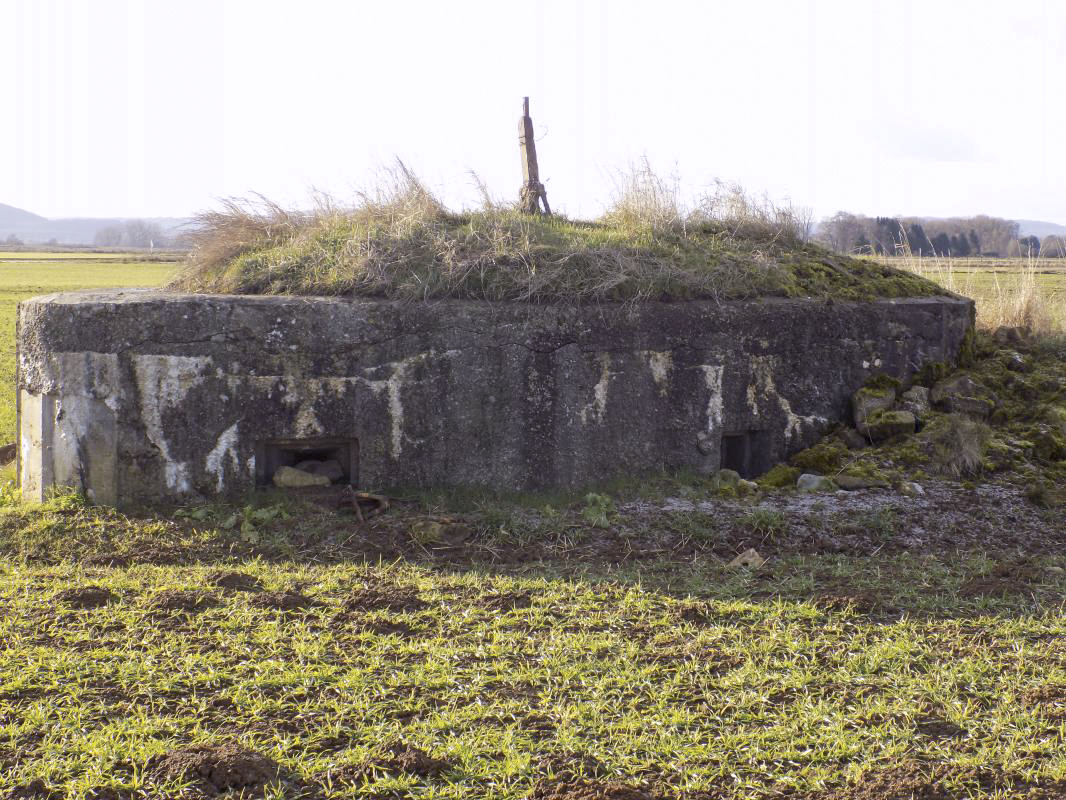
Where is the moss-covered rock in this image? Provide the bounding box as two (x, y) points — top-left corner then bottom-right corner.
(789, 439), (849, 474)
(862, 409), (916, 442)
(757, 464), (801, 489)
(853, 386), (897, 433)
(930, 374), (997, 418)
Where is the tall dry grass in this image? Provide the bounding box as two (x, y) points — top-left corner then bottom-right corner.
(601, 158), (813, 245)
(172, 161), (920, 303)
(888, 249), (1064, 335)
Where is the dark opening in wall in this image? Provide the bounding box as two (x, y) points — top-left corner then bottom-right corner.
(257, 438), (358, 487)
(720, 431), (770, 478)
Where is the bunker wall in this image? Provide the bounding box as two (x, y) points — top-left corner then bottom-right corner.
(16, 290), (974, 505)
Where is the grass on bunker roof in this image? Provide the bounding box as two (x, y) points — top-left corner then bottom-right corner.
(1, 481), (1066, 799)
(169, 164), (942, 303)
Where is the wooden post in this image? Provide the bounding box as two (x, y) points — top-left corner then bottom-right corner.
(518, 97), (551, 215)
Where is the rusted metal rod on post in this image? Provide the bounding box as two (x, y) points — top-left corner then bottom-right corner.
(518, 97), (551, 215)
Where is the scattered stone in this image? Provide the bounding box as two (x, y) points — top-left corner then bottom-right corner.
(0, 442), (15, 465)
(852, 386), (896, 433)
(897, 385), (931, 417)
(294, 458), (345, 483)
(54, 586), (115, 609)
(998, 349), (1031, 373)
(797, 473), (835, 492)
(146, 743), (280, 793)
(408, 519), (445, 544)
(1038, 377), (1064, 393)
(272, 465), (331, 488)
(727, 548), (766, 568)
(862, 409), (916, 441)
(930, 374), (997, 418)
(835, 474), (890, 490)
(836, 427), (868, 450)
(897, 481), (925, 497)
(736, 478), (759, 496)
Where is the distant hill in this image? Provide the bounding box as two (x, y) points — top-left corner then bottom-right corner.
(0, 202), (190, 246)
(1016, 219), (1066, 239)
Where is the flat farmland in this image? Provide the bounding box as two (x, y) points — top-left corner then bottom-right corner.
(0, 252), (175, 441)
(881, 256), (1066, 331)
(0, 252), (1064, 798)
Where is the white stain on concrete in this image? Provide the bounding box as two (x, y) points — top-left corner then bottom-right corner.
(579, 353), (612, 425)
(749, 356), (825, 442)
(133, 355), (211, 493)
(641, 351), (673, 395)
(205, 422), (241, 492)
(360, 350), (458, 459)
(698, 365), (724, 432)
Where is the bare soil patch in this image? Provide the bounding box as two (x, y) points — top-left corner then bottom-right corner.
(4, 780), (62, 800)
(149, 589), (219, 612)
(790, 762), (1066, 800)
(249, 589), (315, 611)
(480, 590), (535, 611)
(344, 586), (428, 613)
(207, 570), (264, 592)
(54, 586), (115, 609)
(530, 780), (664, 800)
(959, 561), (1043, 597)
(914, 714), (968, 740)
(145, 743), (280, 795)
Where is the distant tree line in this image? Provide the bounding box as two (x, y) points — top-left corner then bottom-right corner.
(93, 220), (170, 248)
(817, 213), (1065, 258)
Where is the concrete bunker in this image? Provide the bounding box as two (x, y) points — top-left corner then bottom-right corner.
(16, 289), (974, 506)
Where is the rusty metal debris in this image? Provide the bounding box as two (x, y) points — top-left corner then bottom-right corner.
(337, 485), (390, 522)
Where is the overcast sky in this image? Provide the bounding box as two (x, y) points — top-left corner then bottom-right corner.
(3, 0), (1065, 223)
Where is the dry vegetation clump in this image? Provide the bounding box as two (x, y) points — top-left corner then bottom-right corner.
(894, 252), (1065, 335)
(170, 162), (940, 303)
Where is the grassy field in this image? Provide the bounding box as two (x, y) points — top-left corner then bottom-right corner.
(882, 256), (1066, 334)
(0, 252), (174, 440)
(0, 254), (1064, 798)
(1, 492), (1064, 799)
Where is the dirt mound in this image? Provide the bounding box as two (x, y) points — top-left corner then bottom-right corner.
(914, 714), (967, 740)
(250, 589), (315, 611)
(795, 763), (1066, 800)
(375, 743), (451, 776)
(146, 743), (280, 794)
(208, 570), (264, 592)
(1022, 684), (1066, 719)
(5, 781), (62, 800)
(480, 590), (535, 610)
(149, 589), (219, 612)
(344, 586), (428, 613)
(55, 586), (115, 609)
(530, 780), (664, 800)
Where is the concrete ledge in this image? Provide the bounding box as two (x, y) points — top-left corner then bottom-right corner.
(17, 290), (974, 505)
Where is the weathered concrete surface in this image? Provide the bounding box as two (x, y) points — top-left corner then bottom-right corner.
(17, 290), (974, 505)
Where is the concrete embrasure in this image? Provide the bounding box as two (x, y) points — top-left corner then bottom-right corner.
(17, 289), (974, 506)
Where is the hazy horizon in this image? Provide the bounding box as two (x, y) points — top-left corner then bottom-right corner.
(3, 0), (1066, 225)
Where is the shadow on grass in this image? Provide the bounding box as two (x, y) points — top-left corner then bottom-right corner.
(1, 486), (1063, 623)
